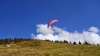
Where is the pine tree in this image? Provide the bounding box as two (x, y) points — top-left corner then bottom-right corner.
(14, 38), (17, 43)
(85, 41), (89, 45)
(79, 41), (81, 44)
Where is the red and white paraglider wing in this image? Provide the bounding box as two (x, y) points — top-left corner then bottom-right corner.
(47, 19), (58, 28)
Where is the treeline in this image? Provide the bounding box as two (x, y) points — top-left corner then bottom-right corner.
(0, 37), (32, 45)
(0, 37), (98, 45)
(45, 39), (93, 45)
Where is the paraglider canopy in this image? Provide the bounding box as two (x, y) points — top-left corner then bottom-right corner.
(47, 19), (58, 28)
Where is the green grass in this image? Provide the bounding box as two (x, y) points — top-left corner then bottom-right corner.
(0, 39), (100, 56)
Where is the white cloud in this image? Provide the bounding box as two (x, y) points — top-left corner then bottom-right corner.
(32, 24), (100, 45)
(89, 26), (99, 33)
(36, 24), (54, 35)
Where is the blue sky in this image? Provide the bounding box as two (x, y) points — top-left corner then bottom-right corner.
(0, 0), (100, 38)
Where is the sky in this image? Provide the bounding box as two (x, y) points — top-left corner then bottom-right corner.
(0, 0), (100, 38)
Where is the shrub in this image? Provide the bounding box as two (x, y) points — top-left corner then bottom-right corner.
(73, 42), (76, 45)
(64, 40), (68, 43)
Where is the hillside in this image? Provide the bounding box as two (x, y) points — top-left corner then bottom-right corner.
(0, 39), (100, 56)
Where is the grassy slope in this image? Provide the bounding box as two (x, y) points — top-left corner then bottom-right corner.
(0, 39), (100, 56)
